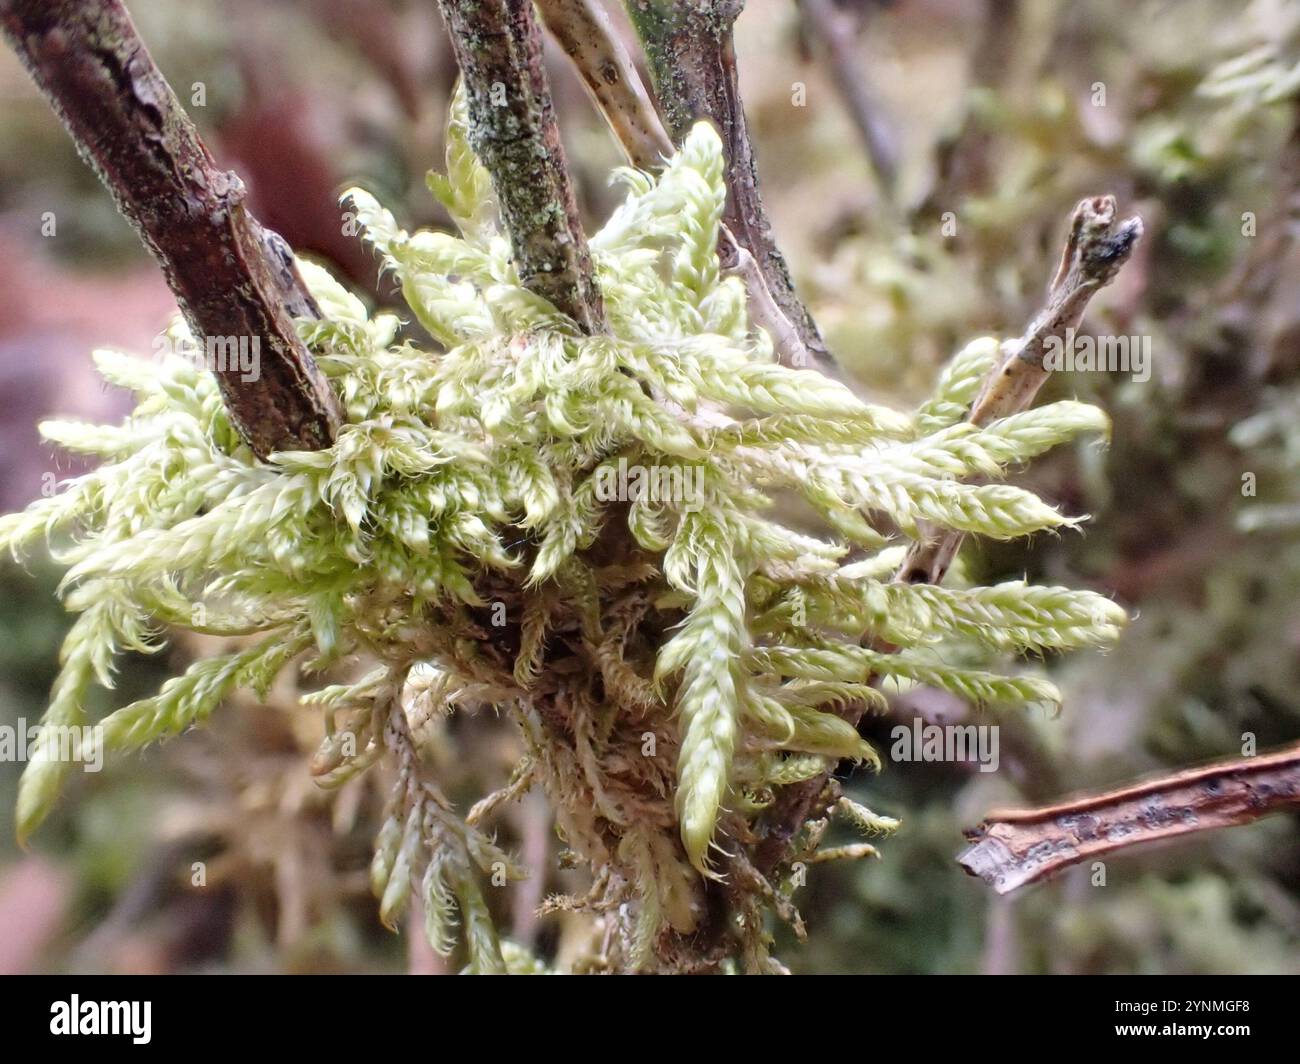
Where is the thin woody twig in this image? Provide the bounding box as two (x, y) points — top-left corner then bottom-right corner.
(897, 194), (1143, 586)
(534, 0), (673, 170)
(623, 0), (838, 376)
(434, 0), (605, 334)
(754, 195), (1143, 879)
(0, 0), (342, 459)
(959, 744), (1300, 895)
(538, 0), (831, 375)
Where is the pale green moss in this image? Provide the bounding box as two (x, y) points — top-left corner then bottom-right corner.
(1, 100), (1124, 971)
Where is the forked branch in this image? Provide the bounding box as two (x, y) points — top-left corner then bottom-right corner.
(623, 0), (837, 375)
(537, 0), (833, 374)
(897, 195), (1143, 586)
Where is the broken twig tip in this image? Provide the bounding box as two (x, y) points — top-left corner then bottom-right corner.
(957, 743), (1300, 896)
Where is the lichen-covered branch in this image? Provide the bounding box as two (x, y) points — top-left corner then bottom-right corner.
(434, 0), (604, 333)
(0, 0), (342, 458)
(624, 0), (836, 374)
(959, 744), (1300, 895)
(897, 195), (1143, 586)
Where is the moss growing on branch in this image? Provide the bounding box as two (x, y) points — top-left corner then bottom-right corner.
(2, 104), (1124, 972)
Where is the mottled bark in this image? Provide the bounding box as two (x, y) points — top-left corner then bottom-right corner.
(0, 0), (342, 458)
(624, 0), (836, 374)
(960, 744), (1300, 894)
(435, 0), (604, 333)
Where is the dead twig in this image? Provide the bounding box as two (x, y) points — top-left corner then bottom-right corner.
(0, 0), (342, 458)
(753, 195), (1142, 878)
(534, 0), (673, 170)
(959, 744), (1300, 895)
(897, 194), (1143, 586)
(623, 0), (838, 375)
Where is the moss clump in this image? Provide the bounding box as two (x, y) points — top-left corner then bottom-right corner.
(1, 96), (1124, 972)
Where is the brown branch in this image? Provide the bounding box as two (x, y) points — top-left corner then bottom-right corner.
(754, 195), (1142, 879)
(534, 0), (673, 170)
(434, 0), (604, 333)
(897, 194), (1143, 586)
(537, 0), (830, 376)
(623, 0), (838, 376)
(959, 744), (1300, 895)
(0, 0), (342, 459)
(797, 0), (898, 201)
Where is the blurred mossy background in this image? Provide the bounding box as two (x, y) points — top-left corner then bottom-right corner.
(0, 0), (1297, 973)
